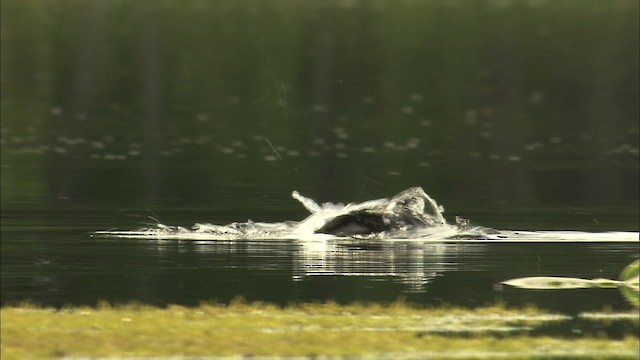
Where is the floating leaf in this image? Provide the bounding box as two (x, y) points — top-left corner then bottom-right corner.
(620, 285), (639, 307)
(501, 276), (631, 290)
(501, 277), (601, 290)
(589, 278), (624, 289)
(619, 260), (639, 307)
(619, 260), (639, 284)
(501, 261), (640, 307)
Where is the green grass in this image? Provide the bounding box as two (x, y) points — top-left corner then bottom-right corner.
(1, 300), (638, 359)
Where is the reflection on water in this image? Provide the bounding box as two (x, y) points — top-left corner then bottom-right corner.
(292, 239), (471, 293)
(159, 238), (464, 293)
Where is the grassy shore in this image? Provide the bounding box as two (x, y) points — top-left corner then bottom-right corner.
(2, 300), (638, 359)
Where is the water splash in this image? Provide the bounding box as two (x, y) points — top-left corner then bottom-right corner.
(93, 187), (638, 242)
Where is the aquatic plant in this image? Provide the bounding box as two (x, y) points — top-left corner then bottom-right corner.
(619, 260), (640, 307)
(501, 260), (639, 307)
(1, 301), (637, 359)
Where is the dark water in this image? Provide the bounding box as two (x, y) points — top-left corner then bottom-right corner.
(1, 206), (638, 311)
(1, 0), (639, 341)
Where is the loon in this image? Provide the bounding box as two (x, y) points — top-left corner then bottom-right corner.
(293, 187), (447, 237)
(93, 186), (505, 240)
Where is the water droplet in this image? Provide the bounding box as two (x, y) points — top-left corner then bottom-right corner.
(465, 110), (478, 125)
(406, 138), (420, 148)
(195, 113), (209, 122)
(529, 91), (544, 104)
(524, 142), (544, 151)
(194, 136), (210, 144)
(226, 96), (240, 105)
(311, 104), (327, 113)
(401, 106), (414, 114)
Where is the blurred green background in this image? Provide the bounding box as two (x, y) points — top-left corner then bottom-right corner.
(2, 0), (638, 229)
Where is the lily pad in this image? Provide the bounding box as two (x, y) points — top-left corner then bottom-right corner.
(501, 276), (604, 289)
(619, 260), (639, 307)
(501, 260), (640, 307)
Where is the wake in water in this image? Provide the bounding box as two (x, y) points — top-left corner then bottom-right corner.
(94, 187), (638, 242)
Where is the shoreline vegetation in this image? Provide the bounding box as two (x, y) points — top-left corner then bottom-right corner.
(2, 299), (638, 359)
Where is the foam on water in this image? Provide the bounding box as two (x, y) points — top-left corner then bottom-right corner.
(94, 187), (638, 242)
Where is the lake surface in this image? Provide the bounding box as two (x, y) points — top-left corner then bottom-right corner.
(2, 204), (638, 309)
(1, 0), (639, 341)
